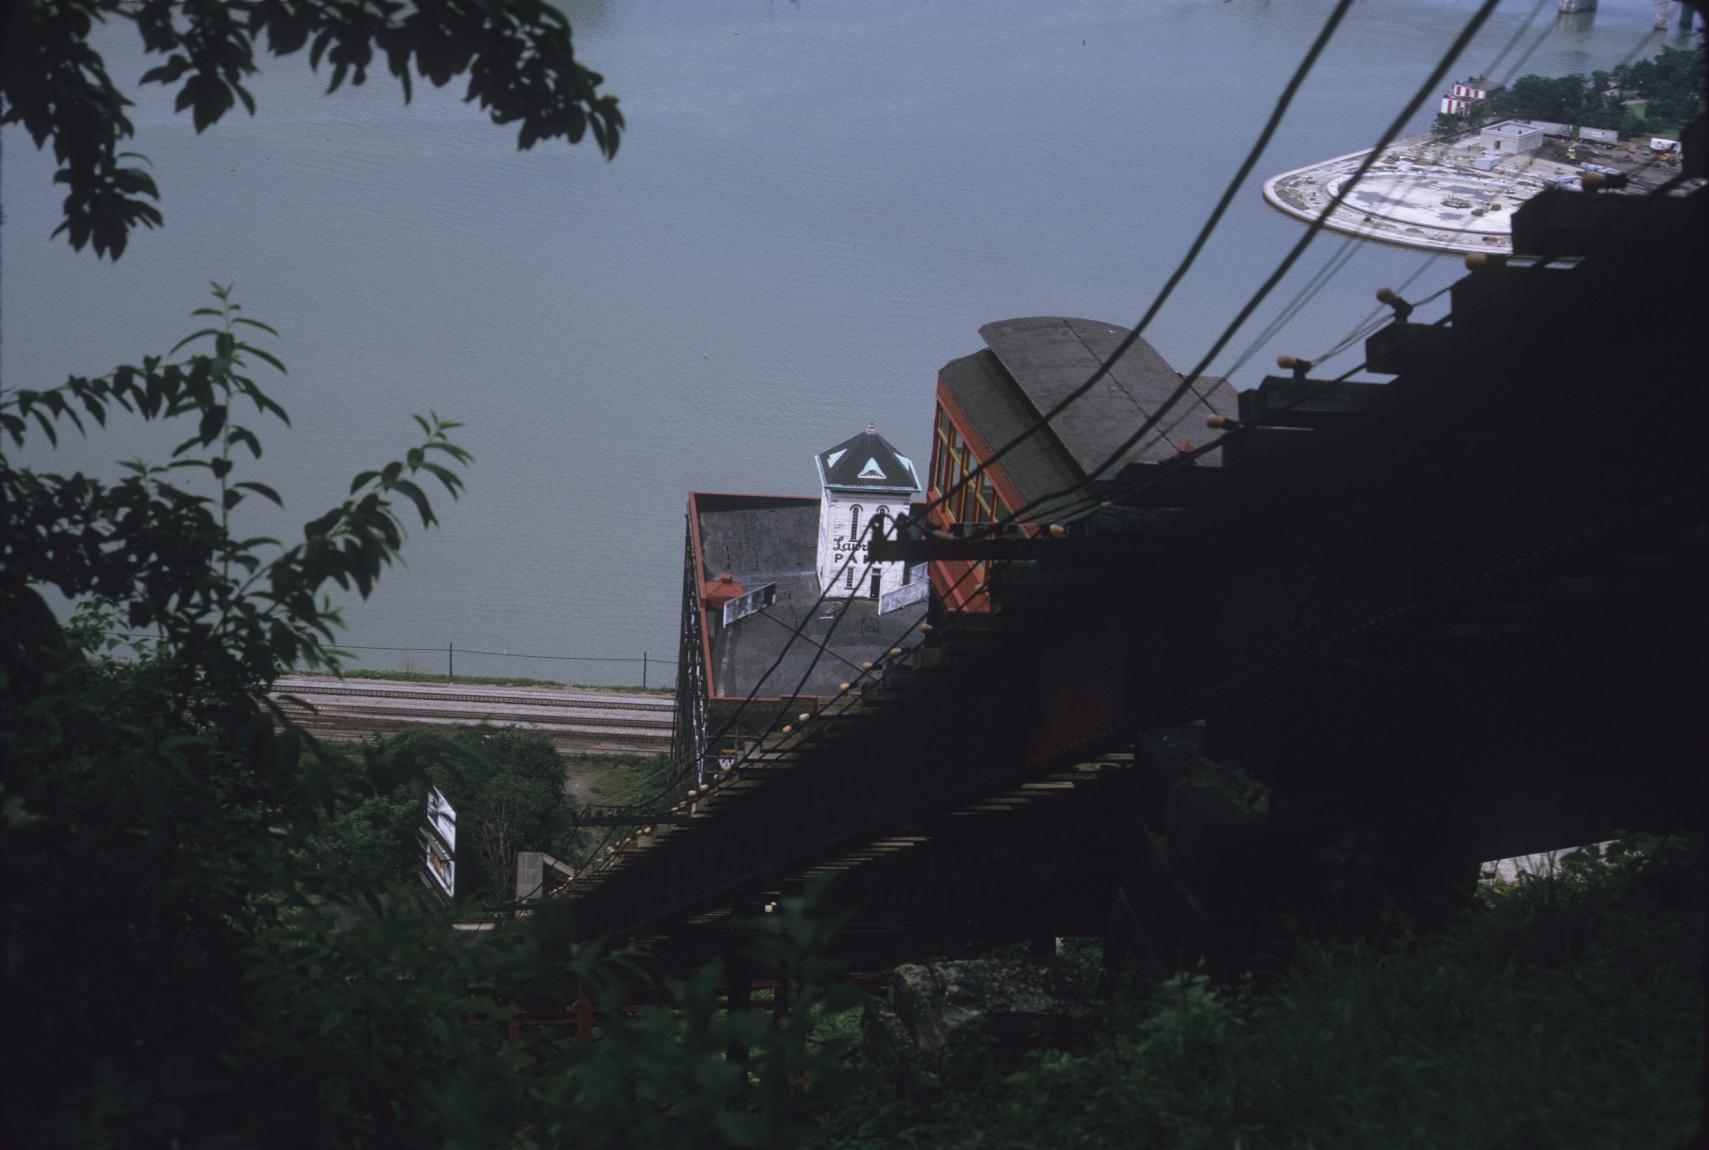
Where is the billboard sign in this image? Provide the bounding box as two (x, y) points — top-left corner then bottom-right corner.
(424, 832), (456, 897)
(423, 785), (457, 897)
(722, 582), (778, 626)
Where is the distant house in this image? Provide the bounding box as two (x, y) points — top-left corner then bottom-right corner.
(1454, 77), (1504, 101)
(813, 426), (923, 602)
(1441, 75), (1505, 117)
(670, 428), (927, 784)
(924, 317), (1238, 612)
(1479, 120), (1547, 154)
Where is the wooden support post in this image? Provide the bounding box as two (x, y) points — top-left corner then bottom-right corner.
(773, 976), (792, 1021)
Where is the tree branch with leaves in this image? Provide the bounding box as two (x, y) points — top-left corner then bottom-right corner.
(1, 283), (472, 705)
(1, 0), (624, 258)
(1, 286), (869, 1150)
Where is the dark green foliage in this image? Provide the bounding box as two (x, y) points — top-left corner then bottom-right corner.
(0, 0), (624, 259)
(309, 727), (582, 901)
(797, 837), (1704, 1150)
(557, 889), (868, 1150)
(1610, 44), (1705, 127)
(305, 741), (434, 889)
(1, 288), (477, 1146)
(301, 738), (676, 902)
(1431, 111), (1464, 140)
(2, 292), (858, 1148)
(1, 284), (472, 679)
(1503, 72), (1611, 127)
(1439, 47), (1704, 139)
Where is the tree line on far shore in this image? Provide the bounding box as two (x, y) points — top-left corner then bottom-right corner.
(1433, 44), (1704, 141)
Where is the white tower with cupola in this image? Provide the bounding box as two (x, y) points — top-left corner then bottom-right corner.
(815, 424), (921, 599)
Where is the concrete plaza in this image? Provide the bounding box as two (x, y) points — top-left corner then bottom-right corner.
(1263, 134), (1585, 255)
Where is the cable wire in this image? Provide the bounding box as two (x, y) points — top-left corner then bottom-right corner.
(571, 0), (1477, 849)
(1045, 167), (1695, 526)
(574, 551), (994, 877)
(1210, 0), (1560, 386)
(919, 0), (1361, 531)
(562, 4), (1685, 881)
(574, 510), (902, 855)
(993, 0), (1505, 532)
(568, 158), (1698, 885)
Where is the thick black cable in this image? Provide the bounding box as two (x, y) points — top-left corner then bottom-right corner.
(1046, 170), (1696, 525)
(371, 0), (1435, 877)
(1207, 0), (1561, 391)
(1222, 233), (1363, 380)
(994, 0), (1505, 531)
(920, 0), (1360, 529)
(663, 514), (889, 779)
(551, 512), (897, 876)
(578, 553), (995, 876)
(572, 511), (901, 858)
(1038, 175), (1697, 527)
(749, 607), (867, 674)
(573, 167), (1697, 883)
(956, 0), (1554, 524)
(568, 11), (1677, 875)
(1310, 268), (1447, 367)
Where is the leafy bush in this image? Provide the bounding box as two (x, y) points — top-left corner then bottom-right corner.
(796, 834), (1703, 1150)
(1, 290), (859, 1149)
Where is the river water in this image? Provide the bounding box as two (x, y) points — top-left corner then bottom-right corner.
(1, 0), (1680, 685)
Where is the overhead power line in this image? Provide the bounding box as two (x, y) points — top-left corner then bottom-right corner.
(919, 0), (1361, 530)
(1216, 0), (1567, 385)
(569, 0), (1492, 860)
(564, 0), (1676, 878)
(995, 0), (1505, 530)
(1044, 168), (1696, 527)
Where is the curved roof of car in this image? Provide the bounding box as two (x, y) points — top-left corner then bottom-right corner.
(974, 316), (1236, 478)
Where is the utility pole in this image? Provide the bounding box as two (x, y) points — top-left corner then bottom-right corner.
(448, 641), (454, 683)
(643, 650), (648, 689)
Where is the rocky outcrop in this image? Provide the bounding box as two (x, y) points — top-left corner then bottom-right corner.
(861, 956), (1094, 1101)
(1140, 726), (1279, 879)
(1101, 726), (1318, 980)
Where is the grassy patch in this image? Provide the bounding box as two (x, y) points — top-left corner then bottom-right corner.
(563, 752), (675, 807)
(557, 752), (679, 861)
(796, 835), (1704, 1150)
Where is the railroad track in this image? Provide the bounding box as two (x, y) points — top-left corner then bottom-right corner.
(271, 677), (674, 756)
(273, 681), (673, 715)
